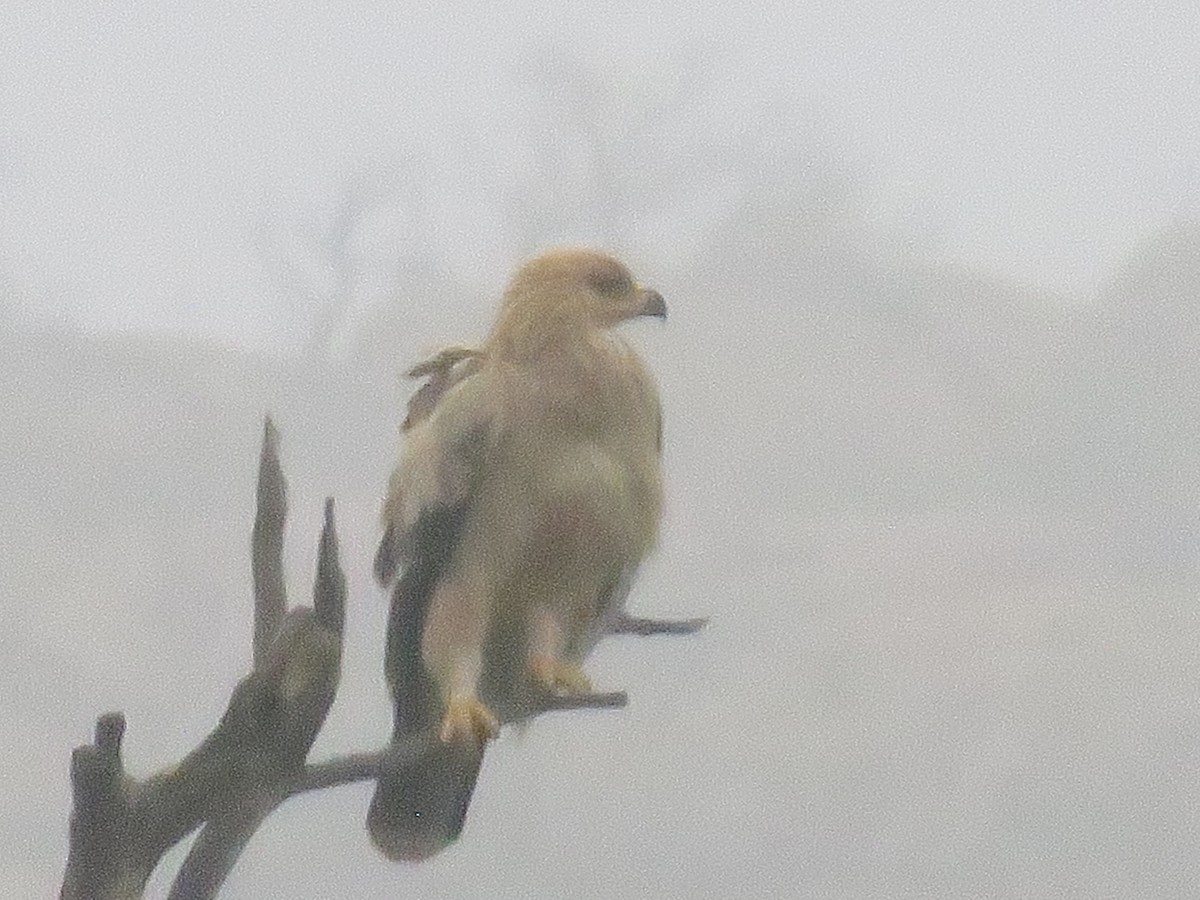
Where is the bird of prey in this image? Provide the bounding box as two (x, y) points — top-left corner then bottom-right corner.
(368, 248), (667, 861)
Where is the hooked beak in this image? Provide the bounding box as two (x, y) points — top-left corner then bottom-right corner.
(636, 286), (667, 320)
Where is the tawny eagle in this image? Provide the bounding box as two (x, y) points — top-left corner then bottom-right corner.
(368, 248), (666, 860)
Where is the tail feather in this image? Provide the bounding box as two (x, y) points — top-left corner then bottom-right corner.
(367, 740), (485, 862)
(373, 492), (479, 861)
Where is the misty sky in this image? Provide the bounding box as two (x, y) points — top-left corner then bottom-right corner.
(5, 4), (1200, 899)
(4, 2), (1200, 347)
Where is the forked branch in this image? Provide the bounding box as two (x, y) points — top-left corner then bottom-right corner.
(60, 417), (702, 900)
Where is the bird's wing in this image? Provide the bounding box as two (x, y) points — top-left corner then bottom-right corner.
(374, 360), (490, 586)
(370, 365), (494, 862)
(369, 498), (484, 862)
(375, 365), (495, 708)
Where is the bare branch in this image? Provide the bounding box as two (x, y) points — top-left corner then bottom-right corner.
(61, 419), (702, 899)
(313, 497), (345, 635)
(540, 689), (629, 710)
(62, 421), (344, 900)
(167, 798), (275, 900)
(610, 614), (709, 636)
(166, 680), (630, 897)
(293, 685), (629, 799)
(292, 750), (391, 796)
(252, 417), (288, 670)
(60, 713), (144, 900)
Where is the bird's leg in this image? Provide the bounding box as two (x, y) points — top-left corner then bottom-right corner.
(527, 606), (592, 696)
(422, 581), (500, 744)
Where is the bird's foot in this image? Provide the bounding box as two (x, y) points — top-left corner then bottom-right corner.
(439, 695), (500, 745)
(529, 656), (593, 697)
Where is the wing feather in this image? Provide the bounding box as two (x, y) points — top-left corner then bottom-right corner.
(375, 362), (491, 586)
(369, 359), (493, 862)
(402, 345), (485, 432)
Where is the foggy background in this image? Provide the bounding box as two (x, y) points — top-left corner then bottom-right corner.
(4, 3), (1200, 897)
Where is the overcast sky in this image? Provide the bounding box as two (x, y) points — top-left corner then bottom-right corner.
(3, 1), (1200, 347)
(5, 4), (1200, 898)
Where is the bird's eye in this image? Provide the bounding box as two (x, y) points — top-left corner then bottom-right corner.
(588, 263), (633, 297)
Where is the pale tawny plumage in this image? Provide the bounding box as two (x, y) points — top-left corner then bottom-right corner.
(368, 248), (666, 860)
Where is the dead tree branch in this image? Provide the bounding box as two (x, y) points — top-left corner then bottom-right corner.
(251, 418), (287, 671)
(60, 418), (346, 900)
(611, 613), (709, 636)
(60, 417), (702, 899)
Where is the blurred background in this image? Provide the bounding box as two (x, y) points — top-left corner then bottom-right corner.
(3, 3), (1199, 897)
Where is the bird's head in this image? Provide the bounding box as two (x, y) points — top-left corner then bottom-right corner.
(490, 248), (665, 356)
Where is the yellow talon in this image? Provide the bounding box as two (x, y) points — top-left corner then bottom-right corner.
(440, 695), (500, 744)
(529, 656), (593, 697)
